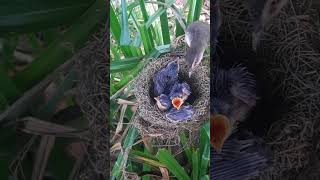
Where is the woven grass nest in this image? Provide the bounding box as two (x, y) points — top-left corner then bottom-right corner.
(75, 28), (108, 179)
(220, 0), (320, 179)
(133, 52), (209, 141)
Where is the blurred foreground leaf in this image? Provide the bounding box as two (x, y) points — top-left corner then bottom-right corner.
(0, 0), (94, 33)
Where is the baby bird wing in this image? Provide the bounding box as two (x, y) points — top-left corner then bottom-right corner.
(211, 135), (272, 180)
(228, 65), (257, 107)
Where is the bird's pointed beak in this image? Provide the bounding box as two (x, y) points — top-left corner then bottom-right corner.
(210, 114), (231, 153)
(172, 97), (183, 110)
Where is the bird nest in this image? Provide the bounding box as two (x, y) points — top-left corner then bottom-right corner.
(75, 28), (109, 179)
(221, 0), (320, 179)
(133, 52), (209, 142)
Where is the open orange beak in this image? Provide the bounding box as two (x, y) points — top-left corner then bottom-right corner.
(172, 97), (183, 110)
(210, 114), (231, 153)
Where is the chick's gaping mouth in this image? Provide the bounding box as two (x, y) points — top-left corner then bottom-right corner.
(210, 114), (230, 152)
(172, 97), (183, 110)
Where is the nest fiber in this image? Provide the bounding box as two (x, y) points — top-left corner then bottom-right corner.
(76, 29), (109, 179)
(221, 0), (320, 179)
(134, 54), (209, 140)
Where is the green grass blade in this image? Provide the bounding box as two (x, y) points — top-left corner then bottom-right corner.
(192, 149), (199, 180)
(0, 0), (94, 33)
(111, 57), (143, 73)
(110, 4), (121, 43)
(130, 150), (158, 161)
(147, 44), (171, 58)
(175, 19), (184, 36)
(0, 36), (18, 71)
(0, 70), (21, 103)
(0, 93), (8, 112)
(145, 0), (175, 28)
(120, 0), (131, 45)
(138, 0), (155, 49)
(179, 132), (192, 164)
(139, 25), (153, 54)
(111, 60), (145, 95)
(110, 44), (121, 60)
(130, 153), (167, 168)
(193, 0), (203, 21)
(158, 0), (170, 44)
(200, 175), (209, 180)
(139, 0), (149, 22)
(156, 149), (191, 180)
(199, 122), (210, 176)
(111, 127), (139, 179)
(187, 0), (196, 25)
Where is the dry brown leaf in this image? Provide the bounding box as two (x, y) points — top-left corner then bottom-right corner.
(31, 135), (55, 180)
(117, 98), (137, 106)
(20, 117), (89, 140)
(159, 167), (169, 180)
(111, 142), (122, 153)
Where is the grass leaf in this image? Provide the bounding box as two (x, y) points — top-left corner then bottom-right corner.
(192, 149), (199, 180)
(0, 0), (94, 33)
(199, 122), (210, 176)
(120, 0), (131, 45)
(111, 56), (144, 73)
(156, 149), (191, 180)
(193, 0), (203, 21)
(158, 0), (170, 44)
(111, 127), (139, 179)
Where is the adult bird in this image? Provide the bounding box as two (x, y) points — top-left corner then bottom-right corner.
(185, 21), (210, 77)
(210, 131), (272, 180)
(245, 0), (288, 51)
(184, 0), (221, 77)
(210, 65), (257, 152)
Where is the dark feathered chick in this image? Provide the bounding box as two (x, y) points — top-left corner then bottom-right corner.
(153, 61), (179, 97)
(246, 0), (288, 51)
(169, 82), (191, 109)
(210, 65), (257, 152)
(210, 131), (272, 180)
(185, 21), (210, 77)
(166, 105), (194, 122)
(154, 94), (171, 111)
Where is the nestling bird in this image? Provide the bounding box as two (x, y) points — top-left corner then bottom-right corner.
(185, 21), (210, 77)
(154, 94), (171, 111)
(245, 0), (288, 51)
(210, 65), (257, 152)
(166, 105), (194, 122)
(169, 82), (191, 109)
(210, 131), (272, 180)
(153, 61), (179, 97)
